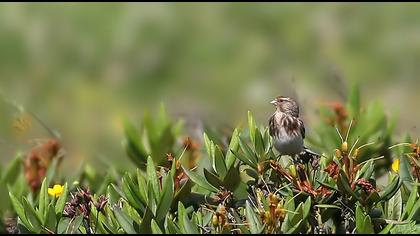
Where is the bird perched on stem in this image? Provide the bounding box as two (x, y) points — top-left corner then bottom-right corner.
(269, 96), (320, 165)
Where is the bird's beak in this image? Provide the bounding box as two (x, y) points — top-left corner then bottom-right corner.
(270, 100), (277, 105)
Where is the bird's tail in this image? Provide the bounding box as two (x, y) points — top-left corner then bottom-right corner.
(298, 146), (321, 166)
(302, 146), (321, 157)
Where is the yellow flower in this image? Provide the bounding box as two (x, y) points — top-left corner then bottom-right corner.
(48, 184), (64, 198)
(391, 159), (400, 173)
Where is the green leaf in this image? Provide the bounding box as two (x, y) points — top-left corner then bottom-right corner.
(262, 128), (271, 153)
(230, 148), (257, 169)
(123, 173), (145, 211)
(103, 207), (120, 233)
(147, 182), (158, 215)
(380, 176), (402, 201)
(248, 111), (256, 145)
(356, 204), (374, 234)
(147, 156), (161, 200)
(407, 198), (420, 221)
(177, 202), (186, 233)
(364, 215), (374, 234)
(390, 221), (420, 234)
(203, 133), (214, 161)
(182, 211), (199, 234)
(38, 178), (49, 223)
(316, 180), (339, 191)
(348, 83), (360, 118)
(22, 197), (42, 233)
(107, 184), (121, 205)
(366, 192), (381, 205)
(58, 215), (83, 234)
(203, 168), (223, 189)
(355, 159), (374, 180)
(402, 184), (418, 219)
(388, 189), (402, 220)
(114, 207), (137, 234)
(139, 206), (154, 234)
(151, 125), (175, 167)
(213, 145), (227, 179)
(225, 128), (240, 169)
(338, 170), (360, 201)
(303, 197), (311, 219)
(356, 205), (365, 233)
(286, 219), (303, 234)
(254, 128), (265, 156)
(289, 202), (303, 227)
(55, 183), (68, 216)
(166, 217), (181, 234)
(222, 166), (242, 192)
(122, 201), (141, 227)
(379, 223), (394, 234)
(136, 169), (148, 204)
(44, 203), (57, 233)
(156, 173), (174, 221)
(246, 201), (262, 234)
(400, 155), (414, 191)
(151, 219), (163, 234)
(182, 167), (218, 192)
(123, 118), (148, 168)
(239, 137), (258, 166)
(1, 153), (23, 184)
(120, 179), (138, 208)
(170, 158), (177, 181)
(173, 181), (193, 207)
(9, 191), (33, 231)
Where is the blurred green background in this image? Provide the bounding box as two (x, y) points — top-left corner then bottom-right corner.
(0, 3), (419, 174)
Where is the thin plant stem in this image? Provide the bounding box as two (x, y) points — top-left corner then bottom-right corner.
(388, 142), (412, 150)
(348, 137), (360, 158)
(273, 183), (292, 196)
(357, 141), (376, 150)
(345, 119), (354, 142)
(335, 126), (344, 143)
(358, 156), (385, 165)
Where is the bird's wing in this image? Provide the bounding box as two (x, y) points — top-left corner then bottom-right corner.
(298, 118), (305, 139)
(269, 114), (277, 137)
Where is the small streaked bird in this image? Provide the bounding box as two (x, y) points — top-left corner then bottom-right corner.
(269, 96), (319, 164)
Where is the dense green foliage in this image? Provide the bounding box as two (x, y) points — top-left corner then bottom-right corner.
(1, 85), (419, 234)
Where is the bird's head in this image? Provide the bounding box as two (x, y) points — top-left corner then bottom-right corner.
(270, 96), (299, 117)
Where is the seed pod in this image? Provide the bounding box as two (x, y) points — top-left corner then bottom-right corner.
(289, 165), (297, 178)
(268, 193), (274, 202)
(218, 205), (226, 215)
(341, 141), (348, 153)
(275, 208), (286, 221)
(257, 163), (264, 175)
(212, 214), (219, 226)
(269, 194), (279, 205)
(264, 211), (271, 223)
(274, 208), (281, 217)
(335, 149), (342, 158)
(354, 148), (360, 158)
(256, 189), (263, 203)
